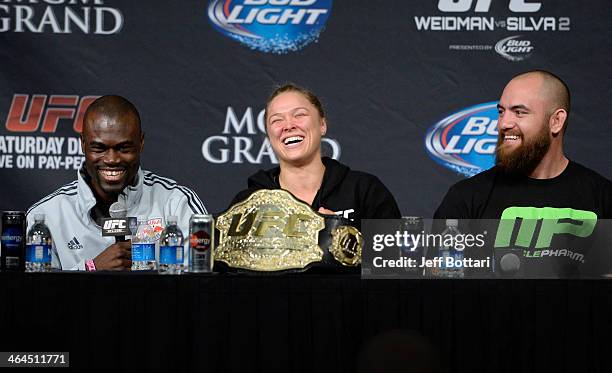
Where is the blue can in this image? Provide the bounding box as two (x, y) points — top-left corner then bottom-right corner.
(1, 211), (26, 271)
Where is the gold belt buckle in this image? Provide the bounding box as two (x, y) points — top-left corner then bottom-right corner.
(215, 189), (325, 271)
(330, 225), (363, 266)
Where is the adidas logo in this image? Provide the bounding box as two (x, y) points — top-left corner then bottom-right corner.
(67, 237), (83, 251)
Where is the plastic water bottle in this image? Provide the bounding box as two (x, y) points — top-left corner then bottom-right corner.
(25, 214), (53, 272)
(398, 217), (424, 275)
(438, 219), (464, 278)
(158, 216), (184, 275)
(131, 219), (156, 271)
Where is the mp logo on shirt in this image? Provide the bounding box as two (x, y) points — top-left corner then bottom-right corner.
(494, 207), (597, 249)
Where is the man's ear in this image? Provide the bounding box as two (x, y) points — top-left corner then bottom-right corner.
(549, 109), (567, 135)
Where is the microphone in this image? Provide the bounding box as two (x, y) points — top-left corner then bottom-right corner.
(494, 249), (524, 278)
(499, 253), (520, 274)
(109, 201), (127, 219)
(109, 201), (127, 242)
(101, 201), (129, 242)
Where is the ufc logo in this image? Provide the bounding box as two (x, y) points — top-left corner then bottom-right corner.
(103, 220), (127, 230)
(339, 233), (360, 256)
(228, 211), (312, 237)
(333, 208), (355, 221)
(438, 0), (541, 13)
(5, 94), (99, 133)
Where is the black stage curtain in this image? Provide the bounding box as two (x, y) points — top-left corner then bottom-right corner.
(1, 272), (611, 372)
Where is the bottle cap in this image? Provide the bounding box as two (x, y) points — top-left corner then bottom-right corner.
(34, 214), (45, 222)
(446, 219), (458, 227)
(167, 215), (178, 225)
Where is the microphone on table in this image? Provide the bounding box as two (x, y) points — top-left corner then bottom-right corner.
(494, 248), (524, 278)
(102, 201), (131, 243)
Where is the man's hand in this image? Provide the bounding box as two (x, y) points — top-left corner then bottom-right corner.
(93, 241), (132, 270)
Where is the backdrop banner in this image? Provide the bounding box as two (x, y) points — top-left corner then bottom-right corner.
(1, 0), (610, 217)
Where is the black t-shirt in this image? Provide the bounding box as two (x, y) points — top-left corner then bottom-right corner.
(433, 161), (612, 277)
(434, 161), (612, 219)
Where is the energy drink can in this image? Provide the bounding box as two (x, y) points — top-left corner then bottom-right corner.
(189, 214), (214, 273)
(1, 211), (26, 271)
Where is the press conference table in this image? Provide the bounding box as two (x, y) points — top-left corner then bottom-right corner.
(1, 271), (611, 373)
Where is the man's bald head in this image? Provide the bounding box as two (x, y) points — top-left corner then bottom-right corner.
(496, 70), (571, 176)
(511, 70), (571, 119)
(83, 95), (142, 134)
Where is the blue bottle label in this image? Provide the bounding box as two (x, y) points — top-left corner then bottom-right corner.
(1, 227), (23, 255)
(132, 243), (155, 261)
(160, 245), (183, 265)
(453, 250), (464, 267)
(25, 244), (51, 263)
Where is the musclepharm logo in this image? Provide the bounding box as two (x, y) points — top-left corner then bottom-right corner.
(495, 35), (534, 61)
(207, 0), (333, 54)
(425, 102), (498, 177)
(494, 207), (597, 248)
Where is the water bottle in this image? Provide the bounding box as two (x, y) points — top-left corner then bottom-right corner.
(398, 216), (424, 276)
(25, 214), (53, 272)
(159, 216), (184, 275)
(438, 219), (464, 278)
(131, 218), (156, 271)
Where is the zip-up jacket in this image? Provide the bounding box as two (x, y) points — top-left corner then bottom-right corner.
(26, 168), (207, 270)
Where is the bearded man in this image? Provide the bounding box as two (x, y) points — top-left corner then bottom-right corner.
(432, 70), (612, 277)
(434, 70), (611, 220)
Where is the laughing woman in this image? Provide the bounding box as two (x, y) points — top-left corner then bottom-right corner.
(230, 83), (401, 228)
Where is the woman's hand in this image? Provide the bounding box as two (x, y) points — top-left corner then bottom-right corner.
(318, 207), (335, 215)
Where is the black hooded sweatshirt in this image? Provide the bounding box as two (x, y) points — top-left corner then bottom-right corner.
(230, 157), (401, 228)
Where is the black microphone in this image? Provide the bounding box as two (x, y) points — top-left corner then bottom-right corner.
(105, 201), (128, 242)
(494, 249), (524, 278)
(499, 253), (520, 274)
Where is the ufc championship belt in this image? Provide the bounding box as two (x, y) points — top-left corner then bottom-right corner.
(215, 189), (362, 272)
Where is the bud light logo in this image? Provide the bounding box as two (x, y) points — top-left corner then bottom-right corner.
(495, 35), (534, 62)
(425, 102), (499, 177)
(207, 0), (333, 54)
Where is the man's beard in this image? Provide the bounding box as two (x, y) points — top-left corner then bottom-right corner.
(495, 126), (551, 176)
